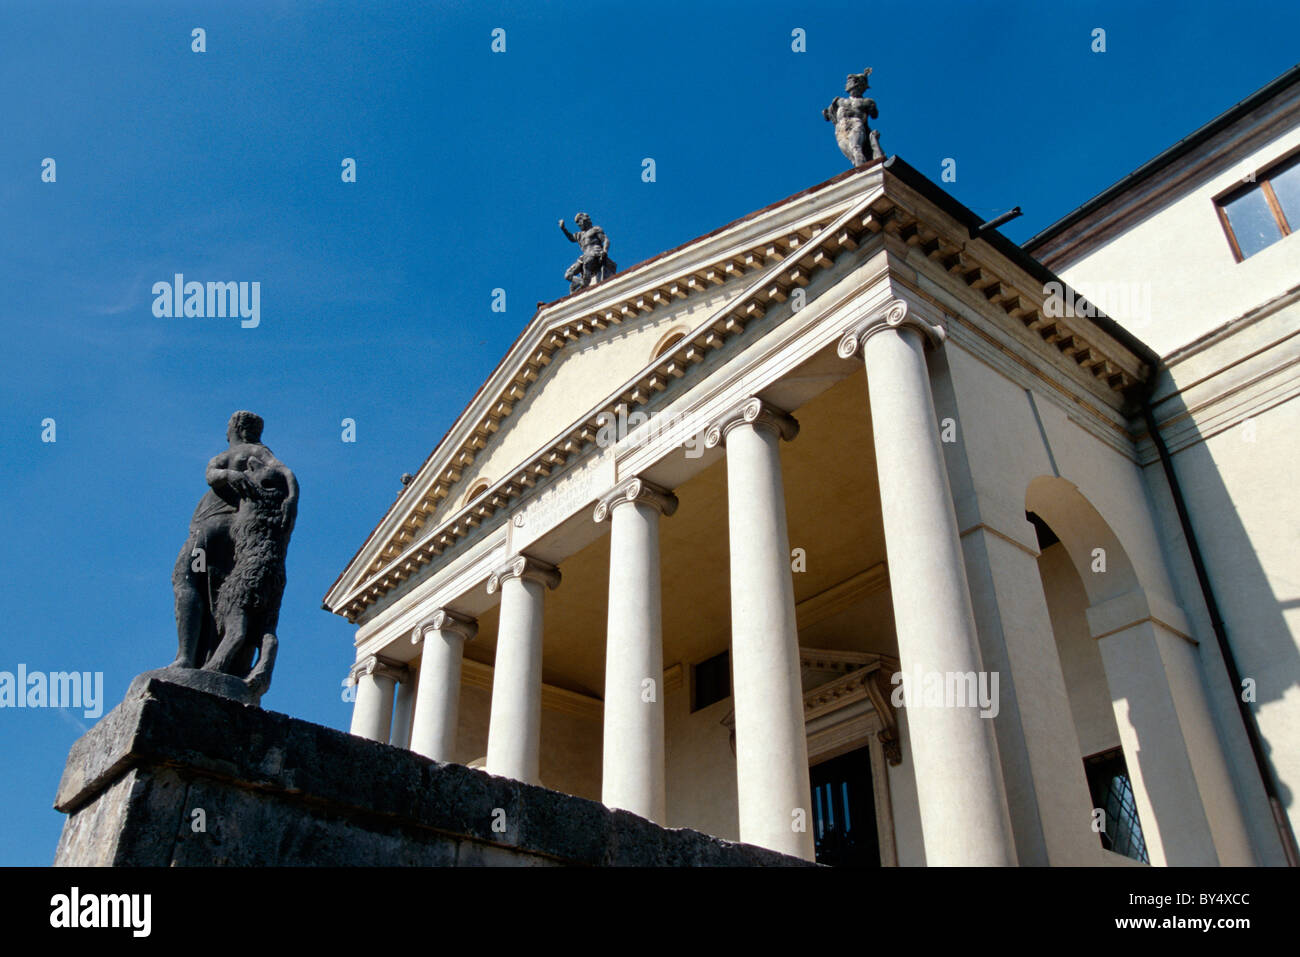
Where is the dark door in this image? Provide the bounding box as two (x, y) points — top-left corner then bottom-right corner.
(809, 747), (880, 867)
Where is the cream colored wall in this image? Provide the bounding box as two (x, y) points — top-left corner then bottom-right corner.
(428, 294), (734, 529)
(1041, 542), (1121, 757)
(886, 708), (927, 866)
(942, 339), (1255, 864)
(453, 683), (491, 766)
(1054, 126), (1300, 356)
(450, 681), (603, 801)
(661, 584), (923, 861)
(664, 680), (739, 842)
(945, 344), (1180, 609)
(661, 671), (929, 865)
(1147, 395), (1300, 853)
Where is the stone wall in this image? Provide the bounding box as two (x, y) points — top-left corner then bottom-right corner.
(53, 679), (811, 867)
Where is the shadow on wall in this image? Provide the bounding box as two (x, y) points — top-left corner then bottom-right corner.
(1140, 388), (1299, 855)
(1028, 455), (1295, 863)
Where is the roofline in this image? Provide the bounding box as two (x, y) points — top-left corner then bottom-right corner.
(326, 154), (1164, 613)
(1023, 62), (1300, 254)
(882, 155), (1161, 370)
(322, 161), (883, 608)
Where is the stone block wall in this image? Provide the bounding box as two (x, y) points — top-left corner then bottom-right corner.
(53, 679), (811, 867)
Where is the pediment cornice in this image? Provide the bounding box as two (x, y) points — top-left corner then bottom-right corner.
(326, 158), (1154, 621)
(325, 167), (891, 619)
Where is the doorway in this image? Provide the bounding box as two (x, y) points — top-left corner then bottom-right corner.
(810, 746), (880, 866)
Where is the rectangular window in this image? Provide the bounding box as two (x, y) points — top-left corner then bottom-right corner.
(691, 650), (730, 712)
(1216, 152), (1300, 261)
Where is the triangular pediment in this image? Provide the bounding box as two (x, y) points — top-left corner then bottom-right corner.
(325, 156), (1153, 621)
(325, 165), (889, 618)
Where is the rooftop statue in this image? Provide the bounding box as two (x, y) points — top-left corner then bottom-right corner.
(132, 411), (298, 706)
(823, 67), (884, 168)
(559, 212), (618, 293)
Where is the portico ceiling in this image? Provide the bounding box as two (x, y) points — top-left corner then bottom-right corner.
(463, 367), (894, 697)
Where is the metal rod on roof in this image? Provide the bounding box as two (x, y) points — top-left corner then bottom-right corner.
(969, 206), (1023, 239)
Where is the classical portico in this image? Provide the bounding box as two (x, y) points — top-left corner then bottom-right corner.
(325, 156), (1258, 867)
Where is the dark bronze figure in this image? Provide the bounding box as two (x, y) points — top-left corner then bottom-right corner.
(559, 212), (618, 293)
(159, 411), (298, 702)
(824, 67), (884, 167)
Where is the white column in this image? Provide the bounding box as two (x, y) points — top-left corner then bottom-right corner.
(390, 675), (417, 749)
(594, 477), (677, 823)
(347, 655), (404, 743)
(408, 608), (478, 762)
(705, 397), (815, 861)
(485, 555), (561, 784)
(838, 298), (1016, 865)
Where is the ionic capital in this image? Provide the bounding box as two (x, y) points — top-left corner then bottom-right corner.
(837, 298), (946, 359)
(704, 397), (799, 449)
(593, 477), (679, 523)
(347, 654), (406, 686)
(412, 607), (478, 645)
(487, 553), (562, 594)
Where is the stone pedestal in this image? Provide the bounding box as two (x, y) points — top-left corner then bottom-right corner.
(126, 665), (265, 707)
(53, 679), (813, 867)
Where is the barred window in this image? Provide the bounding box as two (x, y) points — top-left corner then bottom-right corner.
(1084, 747), (1150, 863)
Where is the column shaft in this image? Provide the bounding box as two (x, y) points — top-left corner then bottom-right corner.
(859, 315), (1017, 865)
(712, 403), (815, 861)
(349, 659), (398, 743)
(409, 611), (477, 762)
(601, 492), (669, 822)
(485, 558), (558, 784)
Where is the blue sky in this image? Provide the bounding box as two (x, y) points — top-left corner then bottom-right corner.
(1, 0), (1296, 865)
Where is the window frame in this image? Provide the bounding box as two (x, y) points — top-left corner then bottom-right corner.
(1083, 745), (1150, 864)
(1215, 148), (1300, 262)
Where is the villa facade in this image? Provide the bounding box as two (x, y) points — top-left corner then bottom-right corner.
(324, 66), (1300, 866)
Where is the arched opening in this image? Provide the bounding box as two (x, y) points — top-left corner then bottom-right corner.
(1026, 477), (1150, 863)
(651, 327), (687, 360)
(1026, 476), (1140, 606)
(461, 479), (491, 507)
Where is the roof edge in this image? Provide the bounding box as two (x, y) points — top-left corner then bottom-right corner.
(882, 155), (1160, 370)
(1024, 62), (1300, 254)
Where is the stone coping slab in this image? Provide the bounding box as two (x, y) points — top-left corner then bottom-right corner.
(54, 679), (814, 867)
